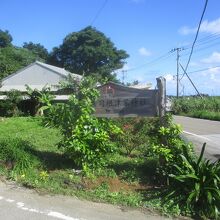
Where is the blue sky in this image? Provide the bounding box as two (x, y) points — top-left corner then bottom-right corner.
(1, 0), (220, 95)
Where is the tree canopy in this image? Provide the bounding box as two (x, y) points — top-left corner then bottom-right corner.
(0, 30), (47, 80)
(48, 26), (129, 81)
(0, 27), (129, 82)
(23, 42), (49, 60)
(0, 46), (39, 79)
(0, 30), (13, 48)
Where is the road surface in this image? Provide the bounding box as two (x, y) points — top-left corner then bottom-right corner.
(174, 115), (220, 161)
(0, 179), (170, 220)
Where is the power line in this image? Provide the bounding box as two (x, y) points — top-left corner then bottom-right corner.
(178, 0), (209, 96)
(196, 32), (220, 42)
(181, 40), (220, 57)
(195, 34), (220, 47)
(181, 0), (209, 79)
(90, 0), (108, 26)
(119, 51), (173, 73)
(183, 32), (220, 50)
(182, 34), (220, 54)
(179, 65), (220, 76)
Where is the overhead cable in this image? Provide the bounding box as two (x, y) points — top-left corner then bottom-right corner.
(180, 0), (209, 80)
(90, 0), (108, 25)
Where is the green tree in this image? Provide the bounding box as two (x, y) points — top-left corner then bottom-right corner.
(0, 46), (39, 80)
(23, 42), (48, 60)
(48, 26), (129, 81)
(0, 30), (12, 47)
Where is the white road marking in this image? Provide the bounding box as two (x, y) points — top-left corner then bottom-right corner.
(6, 199), (14, 203)
(183, 130), (211, 141)
(16, 202), (24, 207)
(29, 208), (39, 213)
(48, 211), (80, 220)
(0, 195), (85, 220)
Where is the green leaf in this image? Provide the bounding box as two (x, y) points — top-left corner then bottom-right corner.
(196, 142), (206, 167)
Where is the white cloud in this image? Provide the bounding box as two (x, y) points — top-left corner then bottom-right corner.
(164, 74), (174, 82)
(178, 26), (195, 35)
(210, 73), (215, 80)
(209, 67), (220, 74)
(200, 19), (220, 34)
(201, 52), (220, 64)
(138, 47), (152, 56)
(179, 18), (220, 35)
(200, 67), (220, 83)
(189, 62), (200, 67)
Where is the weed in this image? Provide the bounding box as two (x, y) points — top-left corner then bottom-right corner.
(0, 137), (40, 174)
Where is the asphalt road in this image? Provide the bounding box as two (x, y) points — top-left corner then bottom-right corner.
(0, 180), (169, 220)
(174, 115), (220, 161)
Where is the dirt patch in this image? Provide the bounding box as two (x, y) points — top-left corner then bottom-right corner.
(83, 176), (151, 192)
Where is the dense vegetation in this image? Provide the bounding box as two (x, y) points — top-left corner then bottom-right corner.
(0, 26), (220, 219)
(1, 115), (219, 219)
(0, 46), (42, 80)
(0, 27), (128, 81)
(1, 79), (220, 219)
(0, 30), (47, 80)
(171, 96), (220, 121)
(48, 26), (128, 81)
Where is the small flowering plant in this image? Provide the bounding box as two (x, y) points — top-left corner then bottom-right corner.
(39, 171), (49, 181)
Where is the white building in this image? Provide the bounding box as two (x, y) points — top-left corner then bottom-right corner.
(0, 61), (82, 100)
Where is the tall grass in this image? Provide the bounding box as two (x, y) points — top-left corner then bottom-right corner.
(171, 96), (220, 121)
(0, 137), (39, 174)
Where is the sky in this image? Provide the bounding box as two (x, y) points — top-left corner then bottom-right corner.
(1, 0), (220, 95)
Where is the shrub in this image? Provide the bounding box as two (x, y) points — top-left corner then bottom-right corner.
(3, 89), (23, 116)
(114, 117), (158, 157)
(42, 77), (121, 171)
(163, 143), (220, 219)
(150, 114), (195, 184)
(0, 137), (39, 174)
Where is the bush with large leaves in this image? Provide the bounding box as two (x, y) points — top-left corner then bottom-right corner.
(164, 143), (220, 219)
(150, 114), (194, 183)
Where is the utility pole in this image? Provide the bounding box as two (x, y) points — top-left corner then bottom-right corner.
(122, 70), (126, 85)
(179, 63), (202, 98)
(171, 48), (183, 98)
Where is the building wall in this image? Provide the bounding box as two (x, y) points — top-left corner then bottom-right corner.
(0, 64), (65, 91)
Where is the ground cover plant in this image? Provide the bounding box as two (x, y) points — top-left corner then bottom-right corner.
(0, 116), (159, 208)
(163, 143), (220, 219)
(171, 96), (220, 121)
(0, 114), (219, 219)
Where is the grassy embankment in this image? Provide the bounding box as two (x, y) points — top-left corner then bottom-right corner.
(1, 116), (219, 219)
(0, 117), (169, 214)
(171, 96), (220, 121)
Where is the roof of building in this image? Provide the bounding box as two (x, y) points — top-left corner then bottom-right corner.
(0, 61), (82, 92)
(35, 61), (82, 80)
(129, 83), (152, 90)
